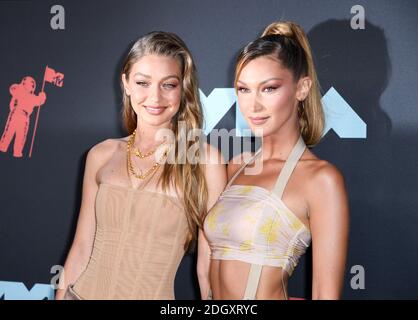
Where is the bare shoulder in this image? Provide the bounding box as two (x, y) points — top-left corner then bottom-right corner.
(84, 138), (126, 180)
(302, 156), (349, 234)
(313, 160), (345, 188)
(302, 156), (347, 196)
(88, 138), (121, 162)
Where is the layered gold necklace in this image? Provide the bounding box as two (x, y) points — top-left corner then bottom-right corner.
(126, 129), (170, 180)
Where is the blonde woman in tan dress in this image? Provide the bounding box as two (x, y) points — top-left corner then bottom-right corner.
(55, 32), (226, 300)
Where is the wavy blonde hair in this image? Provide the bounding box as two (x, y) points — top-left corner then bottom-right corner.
(235, 21), (324, 146)
(120, 31), (208, 250)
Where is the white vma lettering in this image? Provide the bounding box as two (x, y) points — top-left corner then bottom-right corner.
(200, 87), (366, 138)
(322, 87), (366, 138)
(200, 88), (236, 135)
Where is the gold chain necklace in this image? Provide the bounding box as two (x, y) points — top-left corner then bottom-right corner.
(134, 136), (167, 158)
(127, 130), (170, 180)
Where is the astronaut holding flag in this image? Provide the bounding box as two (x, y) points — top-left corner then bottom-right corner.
(0, 65), (64, 158)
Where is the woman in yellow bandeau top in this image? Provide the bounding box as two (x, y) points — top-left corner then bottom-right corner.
(55, 31), (226, 300)
(198, 21), (349, 300)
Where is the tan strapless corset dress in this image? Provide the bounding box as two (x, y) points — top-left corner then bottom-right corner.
(71, 182), (188, 299)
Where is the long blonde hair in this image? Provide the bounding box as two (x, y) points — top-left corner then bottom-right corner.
(235, 21), (324, 146)
(120, 31), (208, 250)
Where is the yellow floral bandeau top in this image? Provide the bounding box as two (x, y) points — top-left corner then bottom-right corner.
(204, 136), (311, 276)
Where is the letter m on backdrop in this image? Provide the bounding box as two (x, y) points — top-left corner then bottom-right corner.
(0, 281), (54, 300)
(200, 87), (366, 138)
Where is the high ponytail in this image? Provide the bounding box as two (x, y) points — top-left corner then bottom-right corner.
(235, 21), (324, 146)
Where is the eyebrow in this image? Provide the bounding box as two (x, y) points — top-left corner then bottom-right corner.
(237, 77), (283, 85)
(134, 72), (180, 81)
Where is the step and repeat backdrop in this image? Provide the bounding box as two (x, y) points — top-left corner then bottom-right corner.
(0, 0), (417, 299)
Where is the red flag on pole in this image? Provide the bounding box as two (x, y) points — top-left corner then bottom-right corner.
(29, 65), (64, 157)
(44, 66), (64, 87)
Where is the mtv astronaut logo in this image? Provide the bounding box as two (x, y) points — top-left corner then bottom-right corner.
(0, 66), (64, 158)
